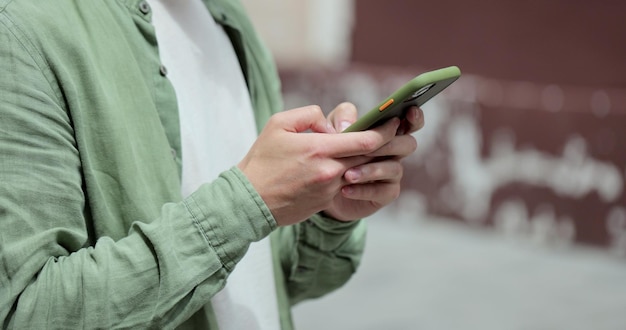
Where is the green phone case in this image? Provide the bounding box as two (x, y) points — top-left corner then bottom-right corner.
(343, 66), (461, 133)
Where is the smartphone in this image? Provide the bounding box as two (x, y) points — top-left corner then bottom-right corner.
(343, 66), (461, 133)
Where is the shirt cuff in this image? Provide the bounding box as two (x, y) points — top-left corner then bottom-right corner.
(300, 213), (365, 252)
(183, 167), (277, 271)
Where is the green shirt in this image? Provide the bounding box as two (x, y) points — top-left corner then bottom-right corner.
(0, 0), (366, 329)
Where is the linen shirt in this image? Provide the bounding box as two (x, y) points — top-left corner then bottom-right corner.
(0, 0), (366, 329)
(147, 0), (279, 328)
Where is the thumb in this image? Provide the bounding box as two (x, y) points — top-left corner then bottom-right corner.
(328, 102), (358, 132)
(277, 105), (334, 133)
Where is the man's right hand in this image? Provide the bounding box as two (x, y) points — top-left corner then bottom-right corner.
(237, 105), (401, 226)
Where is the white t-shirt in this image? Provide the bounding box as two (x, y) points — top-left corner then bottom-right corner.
(147, 1), (280, 329)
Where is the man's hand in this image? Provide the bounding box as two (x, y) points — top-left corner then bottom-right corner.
(323, 103), (423, 221)
(237, 105), (401, 226)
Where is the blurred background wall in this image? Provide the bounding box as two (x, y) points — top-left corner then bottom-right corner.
(241, 1), (626, 329)
(242, 0), (626, 254)
(349, 0), (626, 251)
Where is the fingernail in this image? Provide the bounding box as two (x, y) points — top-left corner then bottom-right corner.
(340, 121), (351, 132)
(345, 168), (361, 182)
(342, 186), (354, 195)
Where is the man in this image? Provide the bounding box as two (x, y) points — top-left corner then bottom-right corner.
(0, 0), (423, 328)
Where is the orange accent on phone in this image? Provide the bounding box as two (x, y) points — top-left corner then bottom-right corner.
(379, 99), (394, 112)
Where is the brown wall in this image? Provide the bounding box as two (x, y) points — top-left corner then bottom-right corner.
(349, 1), (626, 248)
(351, 0), (626, 87)
(279, 1), (626, 250)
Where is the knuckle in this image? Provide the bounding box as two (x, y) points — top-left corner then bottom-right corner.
(306, 104), (323, 116)
(380, 162), (403, 180)
(307, 143), (329, 159)
(395, 163), (404, 179)
(358, 135), (379, 153)
(417, 119), (425, 130)
(395, 135), (417, 155)
(313, 166), (341, 184)
(338, 101), (357, 113)
(380, 183), (401, 202)
(390, 186), (401, 200)
(267, 112), (285, 127)
(408, 136), (418, 152)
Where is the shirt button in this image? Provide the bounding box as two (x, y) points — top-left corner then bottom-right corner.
(138, 1), (150, 15)
(159, 65), (168, 77)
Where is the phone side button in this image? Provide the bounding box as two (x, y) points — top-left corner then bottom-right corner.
(379, 98), (394, 112)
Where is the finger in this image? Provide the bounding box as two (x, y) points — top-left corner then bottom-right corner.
(402, 106), (425, 134)
(320, 117), (401, 158)
(341, 182), (401, 206)
(344, 160), (404, 184)
(332, 155), (375, 178)
(366, 134), (417, 158)
(327, 102), (358, 132)
(272, 105), (334, 133)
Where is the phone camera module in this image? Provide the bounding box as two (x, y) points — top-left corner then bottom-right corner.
(404, 83), (435, 103)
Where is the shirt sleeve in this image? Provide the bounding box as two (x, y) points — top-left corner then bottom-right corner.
(274, 213), (367, 305)
(0, 18), (275, 329)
